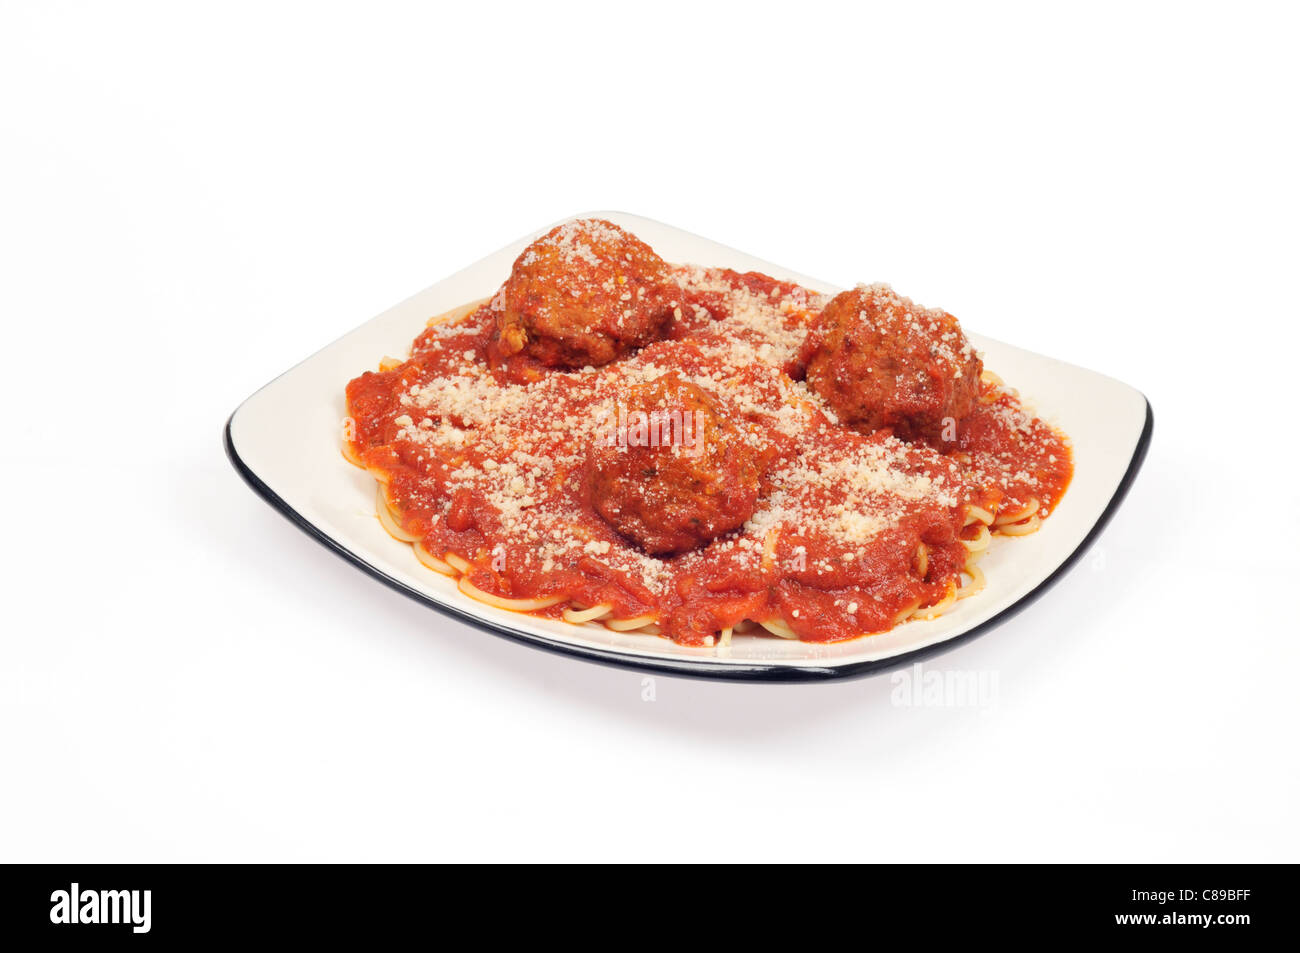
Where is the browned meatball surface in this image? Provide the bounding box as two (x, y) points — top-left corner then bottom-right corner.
(587, 373), (767, 555)
(490, 219), (679, 370)
(801, 283), (982, 442)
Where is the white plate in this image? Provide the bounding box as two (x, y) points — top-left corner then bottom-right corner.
(226, 211), (1152, 681)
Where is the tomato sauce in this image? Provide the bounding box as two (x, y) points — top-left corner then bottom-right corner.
(346, 264), (1072, 646)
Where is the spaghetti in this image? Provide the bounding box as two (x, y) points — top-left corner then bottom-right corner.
(344, 222), (1072, 647)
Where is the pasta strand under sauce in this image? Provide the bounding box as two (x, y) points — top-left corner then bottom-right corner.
(346, 247), (1071, 646)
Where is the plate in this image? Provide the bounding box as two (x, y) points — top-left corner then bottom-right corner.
(225, 211), (1153, 681)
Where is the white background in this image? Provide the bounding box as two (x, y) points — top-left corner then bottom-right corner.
(2, 1), (1296, 862)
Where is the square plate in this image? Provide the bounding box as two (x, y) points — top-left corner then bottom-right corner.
(225, 211), (1152, 681)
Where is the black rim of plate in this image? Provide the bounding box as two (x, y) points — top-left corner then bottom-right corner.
(224, 399), (1153, 683)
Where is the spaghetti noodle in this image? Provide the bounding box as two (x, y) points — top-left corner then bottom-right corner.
(344, 222), (1071, 647)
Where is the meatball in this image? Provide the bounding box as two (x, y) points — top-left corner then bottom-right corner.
(491, 219), (679, 369)
(801, 283), (982, 442)
(587, 373), (765, 555)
